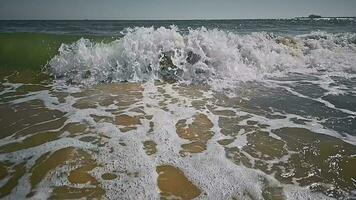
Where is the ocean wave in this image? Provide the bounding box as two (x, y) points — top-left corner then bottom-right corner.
(48, 26), (356, 87)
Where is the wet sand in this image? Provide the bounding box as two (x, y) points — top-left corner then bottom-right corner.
(0, 71), (355, 199)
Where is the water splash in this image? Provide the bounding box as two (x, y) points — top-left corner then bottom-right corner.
(48, 27), (356, 88)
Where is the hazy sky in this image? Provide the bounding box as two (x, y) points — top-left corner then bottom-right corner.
(1, 0), (356, 20)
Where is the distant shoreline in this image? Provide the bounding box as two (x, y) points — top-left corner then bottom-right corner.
(295, 16), (356, 19)
(0, 17), (355, 21)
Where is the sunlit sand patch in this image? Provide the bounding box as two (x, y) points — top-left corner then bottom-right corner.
(14, 117), (67, 139)
(101, 173), (118, 180)
(156, 165), (201, 199)
(62, 122), (88, 136)
(50, 186), (105, 199)
(115, 114), (141, 126)
(0, 163), (9, 180)
(65, 83), (147, 133)
(0, 131), (62, 153)
(30, 147), (77, 191)
(71, 82), (144, 111)
(115, 114), (142, 132)
(0, 162), (26, 198)
(68, 154), (99, 185)
(0, 122), (87, 155)
(143, 140), (157, 155)
(72, 97), (98, 109)
(68, 166), (97, 185)
(64, 152), (105, 199)
(0, 100), (66, 139)
(79, 135), (98, 143)
(91, 114), (114, 124)
(175, 113), (213, 156)
(101, 83), (143, 110)
(28, 147), (103, 198)
(217, 138), (235, 146)
(180, 142), (207, 154)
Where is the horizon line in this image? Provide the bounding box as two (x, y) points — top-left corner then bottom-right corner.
(1, 16), (356, 21)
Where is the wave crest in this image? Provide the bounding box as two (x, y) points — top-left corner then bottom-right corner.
(48, 27), (356, 87)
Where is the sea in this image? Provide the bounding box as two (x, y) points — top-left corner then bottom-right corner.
(0, 19), (356, 199)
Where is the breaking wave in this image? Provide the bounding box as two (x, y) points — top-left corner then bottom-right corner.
(48, 26), (356, 87)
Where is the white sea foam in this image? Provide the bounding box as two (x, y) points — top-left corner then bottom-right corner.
(48, 27), (356, 90)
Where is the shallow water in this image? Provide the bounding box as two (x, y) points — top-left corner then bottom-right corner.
(0, 20), (356, 199)
(0, 71), (355, 199)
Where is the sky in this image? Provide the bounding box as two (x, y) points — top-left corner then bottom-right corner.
(0, 0), (356, 20)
